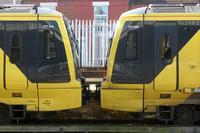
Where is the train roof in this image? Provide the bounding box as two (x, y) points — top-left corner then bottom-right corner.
(122, 4), (200, 15)
(0, 4), (62, 16)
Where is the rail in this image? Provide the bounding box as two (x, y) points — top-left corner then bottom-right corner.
(0, 125), (199, 133)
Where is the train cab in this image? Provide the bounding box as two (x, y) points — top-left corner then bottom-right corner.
(0, 5), (82, 123)
(101, 4), (200, 125)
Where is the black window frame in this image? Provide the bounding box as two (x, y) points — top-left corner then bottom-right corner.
(9, 32), (22, 63)
(124, 31), (138, 60)
(44, 30), (57, 60)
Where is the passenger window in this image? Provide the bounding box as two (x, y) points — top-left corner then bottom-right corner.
(44, 30), (57, 59)
(124, 32), (137, 60)
(10, 33), (21, 63)
(161, 34), (172, 64)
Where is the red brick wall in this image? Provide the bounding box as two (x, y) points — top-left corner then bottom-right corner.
(22, 0), (129, 21)
(74, 0), (93, 20)
(129, 4), (147, 10)
(74, 0), (129, 21)
(109, 0), (129, 20)
(57, 1), (75, 20)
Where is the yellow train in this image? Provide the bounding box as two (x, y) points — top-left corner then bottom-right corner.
(101, 4), (200, 125)
(0, 5), (82, 123)
(1, 4), (200, 125)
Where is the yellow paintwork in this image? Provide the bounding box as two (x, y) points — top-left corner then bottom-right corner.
(0, 13), (81, 112)
(101, 89), (143, 112)
(0, 14), (37, 21)
(145, 13), (200, 21)
(179, 30), (200, 89)
(154, 57), (177, 91)
(5, 55), (27, 90)
(102, 13), (200, 113)
(101, 14), (144, 112)
(39, 89), (81, 111)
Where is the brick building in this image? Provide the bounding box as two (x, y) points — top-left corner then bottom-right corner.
(22, 0), (129, 21)
(0, 0), (199, 20)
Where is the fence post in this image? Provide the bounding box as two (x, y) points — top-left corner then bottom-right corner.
(105, 21), (108, 61)
(92, 20), (95, 66)
(71, 20), (74, 31)
(75, 19), (78, 38)
(82, 20), (85, 66)
(85, 20), (88, 66)
(78, 20), (81, 66)
(113, 20), (116, 35)
(102, 22), (105, 66)
(89, 20), (92, 66)
(109, 20), (112, 39)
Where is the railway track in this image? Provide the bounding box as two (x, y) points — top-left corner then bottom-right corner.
(0, 118), (197, 133)
(0, 124), (199, 133)
(10, 118), (161, 125)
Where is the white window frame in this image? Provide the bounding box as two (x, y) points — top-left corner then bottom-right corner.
(40, 2), (57, 10)
(93, 2), (109, 22)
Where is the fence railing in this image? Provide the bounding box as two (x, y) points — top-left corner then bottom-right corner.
(70, 20), (117, 67)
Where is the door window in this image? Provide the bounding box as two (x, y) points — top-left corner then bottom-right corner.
(161, 34), (172, 64)
(10, 33), (22, 63)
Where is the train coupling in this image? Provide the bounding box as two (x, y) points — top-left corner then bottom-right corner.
(82, 83), (101, 105)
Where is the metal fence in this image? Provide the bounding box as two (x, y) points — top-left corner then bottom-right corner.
(70, 20), (117, 67)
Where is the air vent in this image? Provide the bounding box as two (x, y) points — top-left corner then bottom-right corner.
(147, 4), (186, 13)
(0, 4), (37, 13)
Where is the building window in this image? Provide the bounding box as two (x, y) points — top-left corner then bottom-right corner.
(124, 32), (137, 60)
(161, 34), (172, 64)
(40, 2), (57, 10)
(44, 30), (57, 59)
(93, 2), (109, 22)
(10, 33), (22, 63)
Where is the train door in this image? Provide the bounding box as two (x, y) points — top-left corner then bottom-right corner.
(154, 22), (177, 91)
(4, 22), (28, 90)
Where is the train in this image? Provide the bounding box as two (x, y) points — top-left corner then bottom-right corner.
(1, 4), (200, 125)
(101, 4), (200, 125)
(0, 4), (83, 123)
